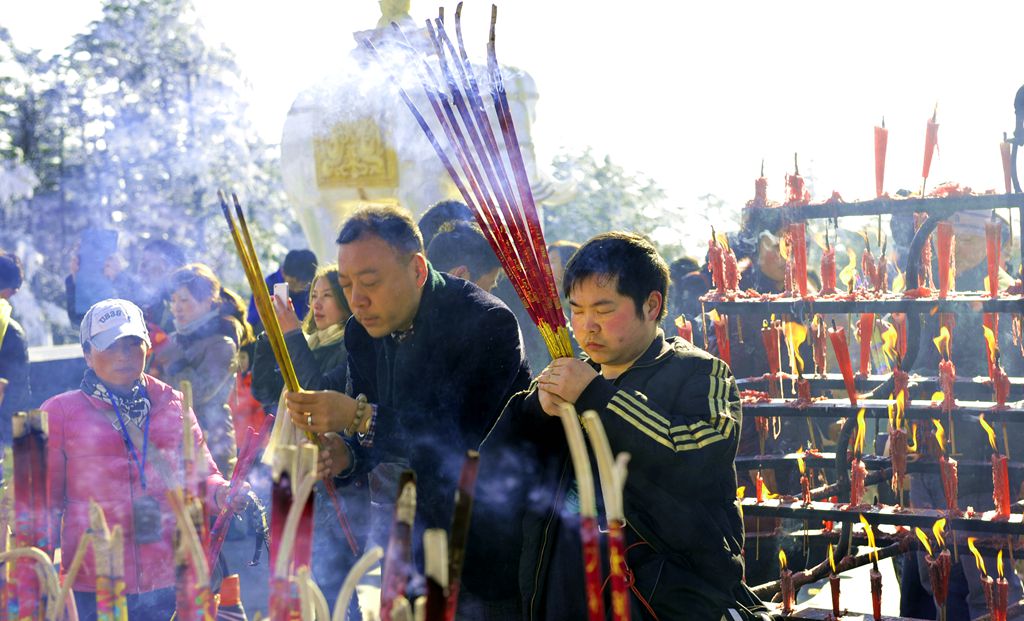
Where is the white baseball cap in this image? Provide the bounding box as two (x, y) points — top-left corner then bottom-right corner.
(80, 298), (151, 351)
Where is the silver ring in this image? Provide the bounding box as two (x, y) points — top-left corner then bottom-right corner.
(307, 414), (313, 426)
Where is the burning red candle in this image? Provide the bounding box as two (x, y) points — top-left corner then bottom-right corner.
(894, 313), (908, 360)
(724, 245), (739, 292)
(752, 162), (768, 208)
(796, 377), (811, 405)
(870, 565), (883, 621)
(874, 245), (889, 292)
(861, 246), (877, 292)
(927, 549), (952, 613)
(915, 213), (934, 291)
(994, 364), (1010, 407)
(779, 550), (795, 615)
(761, 320), (782, 397)
(812, 316), (828, 375)
(821, 243), (837, 295)
(709, 229), (725, 293)
(789, 223), (808, 297)
(828, 545), (841, 618)
(986, 215), (1003, 298)
(993, 453), (1011, 517)
(996, 549), (1009, 621)
(713, 313), (731, 366)
(675, 315), (693, 342)
(755, 471), (765, 503)
(936, 221), (956, 299)
(850, 458), (867, 506)
(786, 154), (809, 206)
(940, 455), (959, 513)
(828, 321), (858, 406)
(890, 427), (908, 497)
(875, 119), (888, 198)
(857, 313), (875, 378)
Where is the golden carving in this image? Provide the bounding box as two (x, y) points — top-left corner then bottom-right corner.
(313, 118), (398, 188)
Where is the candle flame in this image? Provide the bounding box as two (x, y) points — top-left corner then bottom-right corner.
(980, 413), (999, 453)
(933, 327), (951, 360)
(839, 248), (858, 289)
(779, 235), (790, 261)
(859, 514), (879, 562)
(716, 232), (731, 251)
(915, 527), (933, 557)
(708, 308), (721, 323)
(736, 486), (745, 499)
(984, 326), (997, 364)
(888, 391), (907, 430)
(796, 447), (806, 475)
(933, 419), (946, 453)
(779, 549), (788, 571)
(908, 423), (919, 453)
(968, 537), (988, 576)
(785, 321), (808, 376)
(854, 408), (867, 455)
(891, 269), (905, 293)
(829, 543), (837, 573)
(931, 391), (945, 405)
(881, 323), (899, 365)
(998, 549), (1005, 578)
(932, 518), (946, 549)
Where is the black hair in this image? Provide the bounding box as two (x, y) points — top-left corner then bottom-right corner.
(301, 263), (351, 334)
(337, 205), (424, 256)
(418, 200), (475, 247)
(427, 220), (500, 280)
(563, 232), (670, 320)
(143, 239), (187, 269)
(282, 249), (318, 283)
(0, 250), (24, 291)
(669, 256), (700, 282)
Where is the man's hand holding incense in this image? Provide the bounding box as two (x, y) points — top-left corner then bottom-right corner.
(316, 432), (351, 479)
(286, 390), (357, 434)
(537, 357), (598, 416)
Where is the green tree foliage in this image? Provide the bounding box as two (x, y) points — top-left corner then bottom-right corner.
(0, 0), (300, 342)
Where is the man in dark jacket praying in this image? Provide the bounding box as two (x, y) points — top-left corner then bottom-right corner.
(465, 232), (767, 620)
(284, 206), (531, 544)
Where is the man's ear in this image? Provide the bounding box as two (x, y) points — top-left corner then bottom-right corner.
(448, 265), (471, 280)
(412, 253), (429, 288)
(645, 291), (663, 322)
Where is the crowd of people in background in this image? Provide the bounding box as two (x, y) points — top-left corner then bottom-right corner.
(0, 195), (1021, 620)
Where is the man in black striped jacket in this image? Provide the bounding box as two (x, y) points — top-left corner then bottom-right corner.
(465, 232), (769, 621)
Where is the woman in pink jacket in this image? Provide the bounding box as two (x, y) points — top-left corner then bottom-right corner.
(43, 298), (243, 620)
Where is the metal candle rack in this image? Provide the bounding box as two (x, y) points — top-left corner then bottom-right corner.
(702, 192), (1024, 616)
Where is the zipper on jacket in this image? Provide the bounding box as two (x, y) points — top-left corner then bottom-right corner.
(529, 457), (570, 621)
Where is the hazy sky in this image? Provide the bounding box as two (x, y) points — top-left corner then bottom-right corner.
(7, 0), (1024, 221)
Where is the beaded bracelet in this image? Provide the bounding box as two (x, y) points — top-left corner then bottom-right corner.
(345, 394), (369, 436)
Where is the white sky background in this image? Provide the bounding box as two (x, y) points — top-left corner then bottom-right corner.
(6, 0), (1024, 235)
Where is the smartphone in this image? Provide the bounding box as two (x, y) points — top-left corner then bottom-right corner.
(273, 282), (289, 306)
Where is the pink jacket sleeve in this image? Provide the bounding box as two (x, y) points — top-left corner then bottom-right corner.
(42, 395), (67, 544)
(185, 405), (230, 508)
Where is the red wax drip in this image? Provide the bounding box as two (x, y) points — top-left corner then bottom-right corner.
(796, 378), (811, 405)
(780, 568), (795, 614)
(994, 366), (1010, 407)
(761, 322), (782, 397)
(724, 247), (739, 292)
(996, 577), (1009, 621)
(709, 236), (726, 293)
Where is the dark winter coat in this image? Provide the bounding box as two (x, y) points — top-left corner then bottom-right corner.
(334, 266), (532, 534)
(0, 313), (30, 445)
(465, 331), (768, 621)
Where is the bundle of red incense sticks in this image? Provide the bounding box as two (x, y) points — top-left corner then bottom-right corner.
(362, 5), (571, 359)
